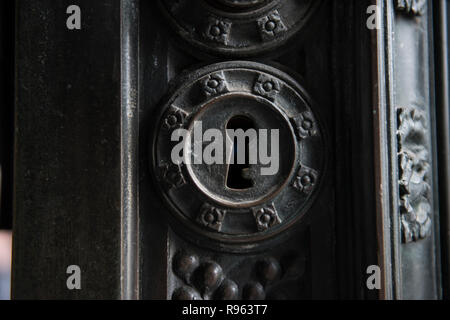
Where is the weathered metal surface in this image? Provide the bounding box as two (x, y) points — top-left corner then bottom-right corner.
(151, 61), (325, 250)
(373, 0), (442, 300)
(158, 0), (322, 57)
(394, 0), (441, 299)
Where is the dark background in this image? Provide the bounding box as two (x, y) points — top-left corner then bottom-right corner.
(0, 1), (15, 230)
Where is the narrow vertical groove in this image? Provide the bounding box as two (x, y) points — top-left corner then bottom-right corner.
(435, 0), (450, 298)
(374, 0), (393, 299)
(120, 0), (139, 300)
(384, 0), (402, 300)
(373, 0), (401, 300)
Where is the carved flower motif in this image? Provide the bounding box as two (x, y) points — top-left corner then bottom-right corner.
(293, 112), (318, 139)
(293, 166), (318, 195)
(163, 107), (187, 131)
(197, 204), (226, 231)
(395, 0), (426, 16)
(258, 10), (287, 41)
(161, 163), (186, 189)
(205, 18), (232, 44)
(253, 74), (281, 101)
(203, 72), (228, 97)
(253, 204), (281, 232)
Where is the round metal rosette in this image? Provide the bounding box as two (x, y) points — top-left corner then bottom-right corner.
(158, 0), (322, 57)
(151, 61), (326, 250)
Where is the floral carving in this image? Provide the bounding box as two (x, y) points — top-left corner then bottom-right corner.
(293, 165), (318, 195)
(253, 74), (281, 101)
(258, 10), (287, 41)
(291, 112), (318, 139)
(395, 0), (426, 16)
(397, 107), (432, 243)
(202, 72), (229, 97)
(204, 17), (232, 45)
(197, 204), (226, 231)
(253, 203), (281, 232)
(160, 163), (186, 189)
(163, 106), (187, 131)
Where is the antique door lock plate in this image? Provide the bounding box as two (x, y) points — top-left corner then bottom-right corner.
(151, 61), (326, 251)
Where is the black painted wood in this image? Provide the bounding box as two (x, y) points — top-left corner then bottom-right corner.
(12, 0), (122, 299)
(332, 0), (379, 300)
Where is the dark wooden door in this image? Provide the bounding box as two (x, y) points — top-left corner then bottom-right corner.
(10, 0), (447, 300)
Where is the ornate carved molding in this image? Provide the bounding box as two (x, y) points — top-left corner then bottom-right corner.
(253, 74), (281, 101)
(395, 0), (426, 16)
(204, 17), (232, 45)
(202, 71), (229, 97)
(172, 251), (237, 300)
(257, 10), (287, 42)
(171, 251), (306, 300)
(252, 203), (281, 232)
(159, 0), (322, 56)
(293, 165), (318, 195)
(163, 106), (188, 131)
(160, 163), (186, 189)
(397, 107), (432, 243)
(197, 204), (226, 232)
(291, 112), (319, 140)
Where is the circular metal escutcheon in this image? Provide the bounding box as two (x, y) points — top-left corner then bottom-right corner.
(158, 0), (322, 57)
(216, 0), (268, 9)
(151, 61), (325, 248)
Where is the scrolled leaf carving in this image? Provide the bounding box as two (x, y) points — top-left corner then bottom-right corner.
(397, 107), (432, 243)
(395, 0), (426, 16)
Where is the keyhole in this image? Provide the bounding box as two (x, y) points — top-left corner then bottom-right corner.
(226, 116), (255, 190)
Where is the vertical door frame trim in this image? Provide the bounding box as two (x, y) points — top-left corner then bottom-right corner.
(373, 0), (402, 300)
(120, 0), (140, 300)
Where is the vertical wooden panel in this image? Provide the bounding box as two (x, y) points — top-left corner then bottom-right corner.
(12, 0), (123, 299)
